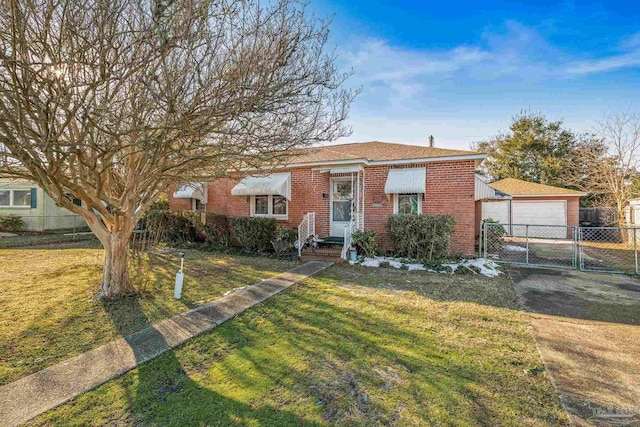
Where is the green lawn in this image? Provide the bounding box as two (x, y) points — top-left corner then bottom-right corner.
(0, 245), (298, 385)
(25, 263), (568, 426)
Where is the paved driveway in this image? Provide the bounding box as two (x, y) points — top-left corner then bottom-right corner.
(510, 267), (640, 426)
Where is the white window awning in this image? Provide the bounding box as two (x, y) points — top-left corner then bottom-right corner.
(384, 168), (426, 194)
(231, 172), (292, 200)
(173, 182), (208, 203)
(315, 165), (364, 174)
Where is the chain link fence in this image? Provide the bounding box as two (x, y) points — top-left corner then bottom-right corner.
(481, 222), (639, 274)
(579, 226), (639, 274)
(0, 215), (96, 249)
(481, 223), (577, 269)
(0, 215), (161, 251)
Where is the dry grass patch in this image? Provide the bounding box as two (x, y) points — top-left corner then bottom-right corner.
(0, 245), (297, 385)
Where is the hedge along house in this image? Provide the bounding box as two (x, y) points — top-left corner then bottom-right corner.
(478, 177), (586, 238)
(169, 141), (486, 257)
(0, 178), (85, 231)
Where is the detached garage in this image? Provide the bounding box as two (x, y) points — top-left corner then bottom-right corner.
(479, 178), (586, 238)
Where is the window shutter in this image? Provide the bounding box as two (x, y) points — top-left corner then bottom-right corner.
(30, 188), (37, 208)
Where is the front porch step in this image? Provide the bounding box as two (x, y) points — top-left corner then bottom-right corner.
(301, 254), (346, 263)
(301, 246), (344, 263)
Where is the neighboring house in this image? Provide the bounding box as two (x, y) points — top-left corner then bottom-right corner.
(478, 177), (586, 238)
(625, 200), (640, 226)
(169, 141), (485, 256)
(0, 178), (84, 231)
(625, 200), (640, 246)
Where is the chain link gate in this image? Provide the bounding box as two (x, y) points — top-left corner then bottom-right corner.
(481, 222), (639, 274)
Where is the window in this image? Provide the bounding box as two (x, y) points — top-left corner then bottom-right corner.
(395, 194), (421, 215)
(255, 195), (269, 215)
(13, 190), (31, 207)
(64, 193), (82, 207)
(251, 195), (287, 219)
(192, 198), (204, 211)
(272, 196), (287, 216)
(332, 179), (352, 222)
(0, 189), (33, 208)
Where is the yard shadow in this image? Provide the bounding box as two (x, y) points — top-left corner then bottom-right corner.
(95, 297), (325, 427)
(320, 264), (521, 310)
(203, 286), (567, 426)
(30, 264), (569, 426)
(331, 264), (640, 326)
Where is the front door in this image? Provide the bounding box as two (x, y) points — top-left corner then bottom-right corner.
(330, 178), (353, 237)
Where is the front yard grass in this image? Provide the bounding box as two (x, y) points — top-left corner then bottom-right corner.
(0, 245), (298, 386)
(28, 264), (568, 426)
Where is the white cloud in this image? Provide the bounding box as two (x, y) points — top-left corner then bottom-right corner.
(333, 21), (640, 148)
(341, 39), (491, 104)
(339, 21), (640, 104)
(565, 53), (640, 74)
(565, 31), (640, 74)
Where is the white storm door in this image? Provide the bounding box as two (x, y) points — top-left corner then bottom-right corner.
(330, 179), (353, 237)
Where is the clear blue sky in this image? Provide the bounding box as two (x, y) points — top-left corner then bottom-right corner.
(309, 0), (640, 150)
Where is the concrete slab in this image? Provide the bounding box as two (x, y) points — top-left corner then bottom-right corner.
(511, 267), (640, 426)
(0, 261), (332, 427)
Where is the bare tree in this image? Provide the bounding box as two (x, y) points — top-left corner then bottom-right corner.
(563, 112), (640, 225)
(0, 0), (354, 297)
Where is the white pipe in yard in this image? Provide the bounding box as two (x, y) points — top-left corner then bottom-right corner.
(174, 252), (185, 299)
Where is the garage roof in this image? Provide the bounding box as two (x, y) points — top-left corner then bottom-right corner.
(490, 178), (587, 197)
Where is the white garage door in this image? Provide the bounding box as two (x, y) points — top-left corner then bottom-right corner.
(512, 201), (567, 238)
(482, 201), (510, 224)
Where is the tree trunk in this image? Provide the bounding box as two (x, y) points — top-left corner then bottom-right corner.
(99, 233), (135, 298)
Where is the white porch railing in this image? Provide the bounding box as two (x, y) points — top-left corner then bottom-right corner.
(341, 220), (356, 260)
(298, 212), (315, 257)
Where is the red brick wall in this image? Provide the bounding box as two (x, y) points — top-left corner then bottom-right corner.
(168, 183), (192, 211)
(205, 178), (250, 217)
(286, 167), (331, 236)
(168, 160), (478, 256)
(362, 161), (476, 255)
(169, 169), (332, 235)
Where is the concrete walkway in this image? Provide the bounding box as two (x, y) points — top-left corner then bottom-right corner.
(0, 261), (332, 427)
(511, 267), (640, 426)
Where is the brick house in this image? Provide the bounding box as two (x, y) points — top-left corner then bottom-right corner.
(169, 141), (485, 256)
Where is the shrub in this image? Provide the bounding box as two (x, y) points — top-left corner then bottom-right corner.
(388, 214), (456, 261)
(231, 217), (276, 252)
(276, 227), (298, 249)
(204, 213), (232, 249)
(144, 210), (205, 244)
(148, 196), (170, 211)
(351, 229), (378, 257)
(0, 214), (24, 232)
(480, 218), (506, 253)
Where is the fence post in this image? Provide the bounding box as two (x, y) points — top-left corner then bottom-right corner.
(479, 223), (483, 258)
(634, 227), (638, 274)
(482, 222), (487, 259)
(525, 225), (529, 265)
(572, 226), (576, 269)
